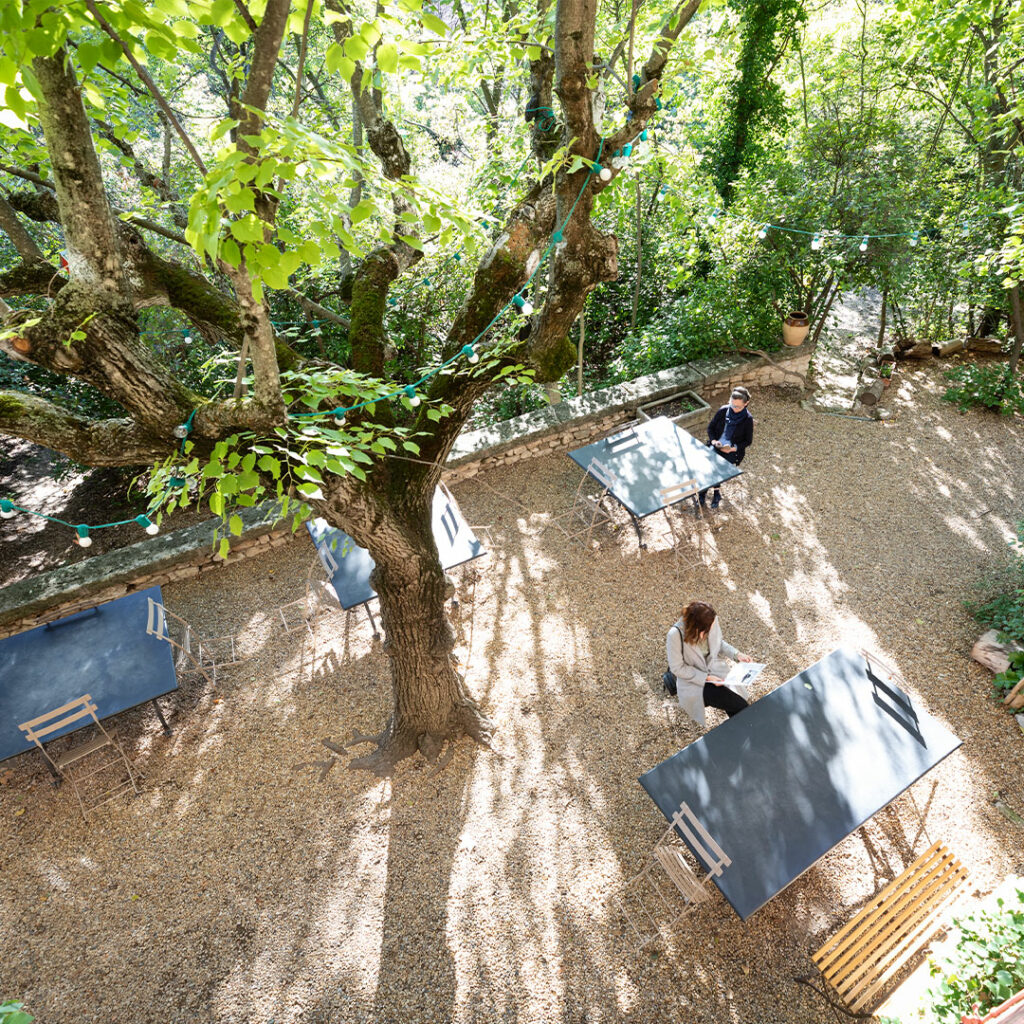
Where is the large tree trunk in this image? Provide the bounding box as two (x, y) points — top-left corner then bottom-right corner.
(344, 494), (493, 774)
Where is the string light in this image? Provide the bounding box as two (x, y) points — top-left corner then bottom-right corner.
(811, 232), (822, 250)
(859, 235), (869, 252)
(757, 223), (769, 239)
(0, 499), (14, 519)
(512, 293), (534, 316)
(707, 210), (719, 226)
(909, 231), (919, 246)
(135, 514), (160, 536)
(173, 423), (190, 439)
(75, 525), (92, 548)
(461, 344), (479, 364)
(599, 167), (612, 182)
(403, 384), (421, 407)
(333, 413), (346, 426)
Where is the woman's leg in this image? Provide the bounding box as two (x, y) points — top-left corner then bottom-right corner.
(702, 683), (749, 717)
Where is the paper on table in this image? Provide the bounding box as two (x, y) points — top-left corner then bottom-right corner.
(722, 662), (765, 689)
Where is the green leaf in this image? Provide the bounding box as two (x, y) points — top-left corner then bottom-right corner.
(377, 42), (398, 73)
(420, 10), (448, 34)
(209, 492), (225, 517)
(218, 537), (231, 559)
(345, 34), (369, 61)
(229, 514), (243, 537)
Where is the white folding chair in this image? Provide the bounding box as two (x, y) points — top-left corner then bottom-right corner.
(19, 694), (140, 819)
(276, 554), (339, 639)
(614, 802), (730, 950)
(146, 598), (244, 685)
(551, 457), (619, 550)
(659, 479), (712, 576)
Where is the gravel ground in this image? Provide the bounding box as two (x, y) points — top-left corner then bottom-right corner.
(2, 364), (1024, 1024)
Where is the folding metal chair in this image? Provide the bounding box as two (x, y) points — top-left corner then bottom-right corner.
(146, 598), (244, 685)
(276, 554), (339, 639)
(551, 457), (618, 549)
(659, 479), (712, 576)
(19, 694), (140, 819)
(614, 802), (730, 950)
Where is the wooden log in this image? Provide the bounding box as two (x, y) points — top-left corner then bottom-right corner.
(858, 379), (885, 406)
(966, 337), (1006, 354)
(902, 342), (933, 359)
(932, 339), (966, 357)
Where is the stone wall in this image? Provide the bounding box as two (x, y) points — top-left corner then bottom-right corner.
(0, 343), (810, 637)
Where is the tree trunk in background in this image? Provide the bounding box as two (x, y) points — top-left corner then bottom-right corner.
(1009, 285), (1024, 377)
(578, 308), (585, 396)
(630, 178), (642, 332)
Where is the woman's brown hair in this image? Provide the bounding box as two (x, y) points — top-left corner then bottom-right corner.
(682, 601), (716, 644)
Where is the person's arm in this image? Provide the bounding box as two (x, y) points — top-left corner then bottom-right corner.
(719, 637), (739, 660)
(731, 416), (753, 460)
(667, 628), (707, 687)
(706, 408), (725, 445)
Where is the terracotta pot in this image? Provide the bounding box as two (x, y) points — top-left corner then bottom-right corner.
(782, 311), (810, 346)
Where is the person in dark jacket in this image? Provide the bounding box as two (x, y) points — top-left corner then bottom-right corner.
(700, 386), (753, 508)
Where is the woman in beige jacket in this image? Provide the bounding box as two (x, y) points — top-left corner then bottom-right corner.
(666, 600), (752, 727)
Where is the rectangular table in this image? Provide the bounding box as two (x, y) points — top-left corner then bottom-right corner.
(639, 646), (962, 920)
(0, 585), (178, 765)
(306, 483), (486, 636)
(567, 416), (741, 547)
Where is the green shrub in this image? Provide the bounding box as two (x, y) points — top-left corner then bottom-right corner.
(0, 1001), (33, 1024)
(926, 887), (1024, 1024)
(943, 363), (1024, 415)
(967, 520), (1024, 647)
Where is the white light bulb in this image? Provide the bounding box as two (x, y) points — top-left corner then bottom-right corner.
(521, 299), (534, 316)
(173, 424), (189, 439)
(599, 167), (612, 182)
(469, 351), (479, 364)
(757, 226), (768, 239)
(334, 415), (346, 426)
(145, 523), (160, 536)
(76, 534), (92, 548)
(859, 236), (868, 252)
(811, 234), (822, 251)
(410, 395), (421, 407)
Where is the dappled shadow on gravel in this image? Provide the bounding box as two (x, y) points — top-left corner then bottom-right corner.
(2, 364), (1023, 1024)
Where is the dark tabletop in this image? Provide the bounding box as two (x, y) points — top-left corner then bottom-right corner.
(638, 646), (963, 920)
(567, 416), (742, 519)
(306, 485), (486, 610)
(0, 585), (178, 763)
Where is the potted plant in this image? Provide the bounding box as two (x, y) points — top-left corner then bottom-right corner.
(782, 311), (810, 346)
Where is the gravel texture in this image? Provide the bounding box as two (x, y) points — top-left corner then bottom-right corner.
(2, 364), (1024, 1024)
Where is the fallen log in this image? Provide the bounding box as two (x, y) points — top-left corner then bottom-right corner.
(902, 342), (933, 359)
(966, 337), (1006, 354)
(857, 378), (885, 406)
(932, 339), (966, 357)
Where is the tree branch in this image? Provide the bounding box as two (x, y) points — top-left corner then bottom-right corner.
(0, 392), (175, 465)
(0, 193), (43, 260)
(82, 0), (209, 175)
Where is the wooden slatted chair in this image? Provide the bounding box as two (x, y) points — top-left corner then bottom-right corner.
(146, 598), (243, 685)
(659, 479), (712, 576)
(551, 457), (618, 550)
(811, 840), (969, 1014)
(19, 695), (140, 819)
(615, 802), (730, 949)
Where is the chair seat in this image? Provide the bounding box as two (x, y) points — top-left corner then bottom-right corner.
(55, 729), (117, 769)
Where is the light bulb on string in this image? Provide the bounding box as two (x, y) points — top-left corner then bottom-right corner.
(0, 498), (15, 519)
(640, 129), (648, 142)
(811, 233), (823, 251)
(757, 223), (769, 239)
(909, 231), (920, 247)
(622, 143), (632, 159)
(135, 515), (159, 536)
(75, 525), (92, 548)
(513, 293), (534, 316)
(707, 210), (719, 226)
(859, 236), (869, 252)
(333, 412), (346, 426)
(403, 385), (421, 407)
(599, 167), (612, 182)
(656, 185), (668, 201)
(461, 344), (479, 364)
(182, 329), (192, 345)
(173, 423), (190, 439)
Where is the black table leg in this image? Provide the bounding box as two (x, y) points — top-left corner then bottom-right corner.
(152, 698), (171, 735)
(364, 602), (381, 639)
(630, 512), (646, 550)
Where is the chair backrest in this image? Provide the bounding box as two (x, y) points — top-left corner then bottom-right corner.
(19, 694), (100, 746)
(660, 479), (700, 507)
(669, 802), (732, 877)
(588, 458), (618, 492)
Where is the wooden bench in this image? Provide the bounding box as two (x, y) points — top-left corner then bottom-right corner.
(811, 840), (968, 1014)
